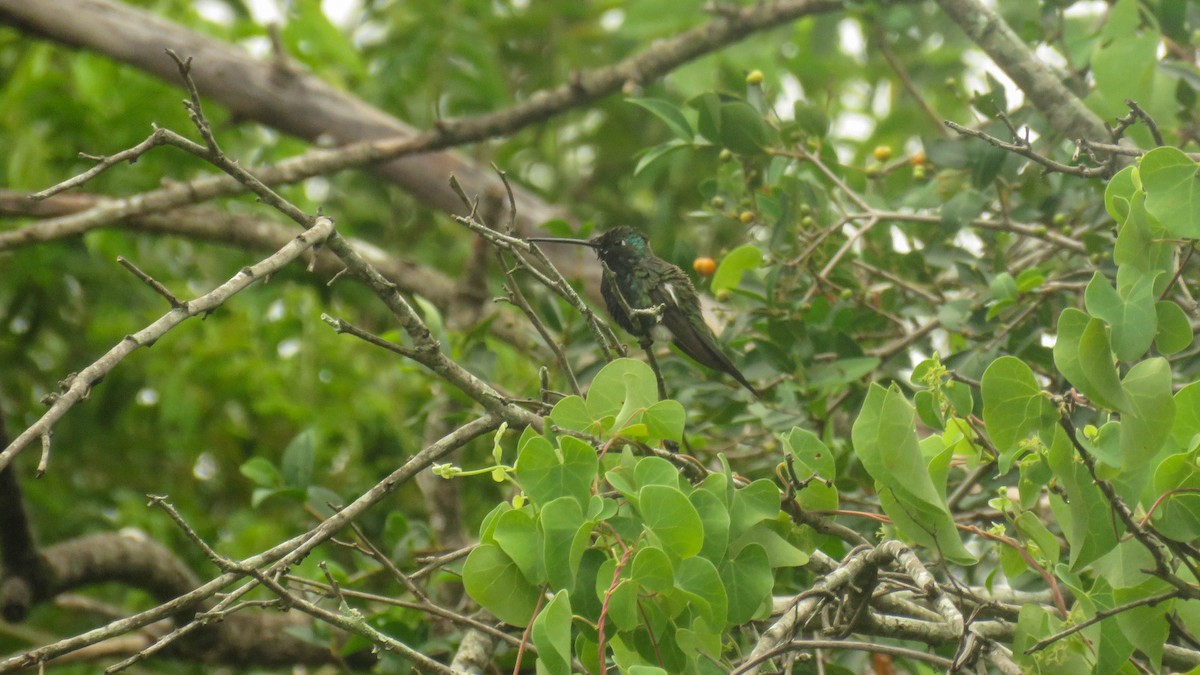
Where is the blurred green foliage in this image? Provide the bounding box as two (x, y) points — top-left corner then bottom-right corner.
(3, 0), (1200, 671)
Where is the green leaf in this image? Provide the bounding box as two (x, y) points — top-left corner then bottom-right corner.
(638, 484), (704, 559)
(596, 563), (638, 631)
(710, 244), (763, 293)
(631, 546), (674, 593)
(549, 395), (595, 434)
(1139, 146), (1200, 238)
(1079, 317), (1131, 411)
(627, 98), (694, 141)
(989, 272), (1018, 303)
(981, 356), (1057, 472)
(729, 479), (780, 534)
(494, 508), (542, 585)
(792, 100), (829, 138)
(1171, 383), (1200, 450)
(240, 457), (282, 488)
(690, 488), (730, 564)
(515, 435), (598, 510)
(1114, 192), (1173, 289)
(674, 556), (727, 626)
(1046, 427), (1119, 569)
(690, 92), (776, 155)
(853, 384), (975, 564)
(1155, 300), (1194, 355)
(532, 591), (573, 675)
(1084, 271), (1157, 362)
(250, 486), (303, 508)
(782, 428), (838, 511)
(541, 497), (592, 591)
(720, 543), (772, 625)
(1152, 453), (1200, 540)
(587, 358), (658, 432)
(730, 520), (808, 567)
(633, 456), (682, 491)
(1119, 358), (1175, 468)
(634, 140), (690, 177)
(463, 543), (540, 626)
(644, 399), (686, 442)
(1014, 511), (1060, 566)
(1114, 580), (1172, 671)
(281, 428), (315, 489)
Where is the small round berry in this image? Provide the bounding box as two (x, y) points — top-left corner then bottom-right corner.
(693, 257), (717, 277)
(746, 70), (765, 85)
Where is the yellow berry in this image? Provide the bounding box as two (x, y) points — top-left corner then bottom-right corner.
(719, 148), (734, 162)
(873, 145), (893, 162)
(693, 257), (717, 277)
(739, 211), (755, 224)
(746, 69), (765, 85)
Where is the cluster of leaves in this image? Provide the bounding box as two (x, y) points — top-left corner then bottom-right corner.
(454, 360), (807, 673)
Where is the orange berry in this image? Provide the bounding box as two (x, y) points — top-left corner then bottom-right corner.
(910, 150), (927, 166)
(693, 257), (717, 277)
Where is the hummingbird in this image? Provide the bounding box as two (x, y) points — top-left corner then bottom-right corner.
(529, 227), (759, 397)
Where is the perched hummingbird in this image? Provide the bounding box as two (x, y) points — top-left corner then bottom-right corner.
(529, 227), (759, 397)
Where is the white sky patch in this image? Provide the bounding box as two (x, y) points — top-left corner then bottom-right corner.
(193, 452), (218, 481)
(277, 337), (303, 359)
(1042, 333), (1057, 348)
(954, 228), (985, 257)
(871, 81), (893, 119)
(832, 111), (875, 144)
(245, 0), (284, 25)
(1063, 1), (1108, 18)
(322, 0), (361, 27)
(890, 225), (912, 254)
(242, 35), (272, 58)
(195, 0), (235, 24)
(838, 19), (866, 64)
(600, 9), (625, 32)
(775, 73), (805, 120)
(1034, 44), (1068, 72)
(305, 176), (331, 203)
(961, 50), (1024, 112)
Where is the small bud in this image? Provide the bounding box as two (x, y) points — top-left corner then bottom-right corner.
(719, 148), (734, 162)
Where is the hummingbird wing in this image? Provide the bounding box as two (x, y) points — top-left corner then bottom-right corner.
(648, 263), (759, 397)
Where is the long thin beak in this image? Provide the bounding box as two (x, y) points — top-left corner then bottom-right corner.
(527, 237), (596, 248)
